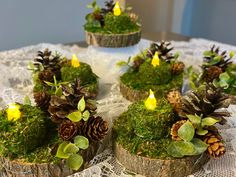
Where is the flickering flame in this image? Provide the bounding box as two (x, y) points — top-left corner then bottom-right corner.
(6, 103), (21, 121)
(113, 1), (121, 16)
(151, 52), (160, 67)
(144, 89), (157, 110)
(71, 54), (80, 68)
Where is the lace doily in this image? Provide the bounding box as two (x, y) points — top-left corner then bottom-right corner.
(0, 38), (236, 177)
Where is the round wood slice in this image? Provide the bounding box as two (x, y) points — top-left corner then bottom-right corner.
(85, 30), (141, 48)
(119, 82), (148, 102)
(114, 142), (209, 177)
(0, 142), (100, 177)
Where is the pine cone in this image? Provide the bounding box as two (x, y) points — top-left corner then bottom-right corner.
(78, 116), (108, 142)
(34, 92), (51, 111)
(171, 120), (187, 141)
(203, 66), (223, 82)
(59, 120), (78, 141)
(203, 132), (225, 158)
(171, 62), (185, 75)
(38, 69), (54, 83)
(101, 0), (115, 14)
(167, 90), (183, 116)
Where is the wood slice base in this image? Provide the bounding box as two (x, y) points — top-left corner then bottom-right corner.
(0, 142), (100, 177)
(114, 142), (209, 177)
(85, 30), (141, 48)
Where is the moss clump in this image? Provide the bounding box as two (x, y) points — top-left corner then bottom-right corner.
(113, 99), (176, 159)
(61, 63), (99, 95)
(0, 105), (47, 159)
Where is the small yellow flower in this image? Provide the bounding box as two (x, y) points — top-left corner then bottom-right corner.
(144, 89), (157, 110)
(113, 1), (121, 16)
(6, 103), (21, 121)
(151, 52), (160, 67)
(71, 54), (80, 68)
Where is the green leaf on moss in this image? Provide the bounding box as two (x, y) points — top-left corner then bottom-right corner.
(203, 50), (212, 57)
(77, 97), (86, 112)
(23, 96), (31, 105)
(64, 143), (80, 154)
(67, 111), (82, 122)
(167, 141), (196, 157)
(230, 51), (235, 58)
(56, 142), (70, 159)
(74, 136), (89, 150)
(201, 117), (219, 127)
(116, 61), (128, 67)
(55, 87), (63, 97)
(191, 138), (208, 155)
(196, 128), (208, 136)
(186, 114), (201, 128)
(82, 110), (90, 121)
(178, 121), (195, 142)
(66, 154), (84, 171)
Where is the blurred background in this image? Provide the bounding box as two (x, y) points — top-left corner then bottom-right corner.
(0, 0), (235, 51)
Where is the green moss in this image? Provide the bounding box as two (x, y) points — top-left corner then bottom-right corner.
(113, 99), (177, 159)
(33, 82), (55, 95)
(0, 105), (47, 159)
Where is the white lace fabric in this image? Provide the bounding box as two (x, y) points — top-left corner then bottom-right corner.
(0, 38), (236, 177)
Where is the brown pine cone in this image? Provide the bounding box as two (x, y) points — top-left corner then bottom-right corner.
(59, 120), (78, 141)
(203, 132), (225, 158)
(171, 120), (187, 141)
(167, 90), (183, 116)
(204, 66), (223, 82)
(78, 116), (108, 142)
(171, 62), (185, 75)
(38, 69), (54, 83)
(34, 92), (51, 111)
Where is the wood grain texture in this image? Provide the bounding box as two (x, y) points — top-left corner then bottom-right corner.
(85, 30), (141, 48)
(114, 142), (209, 177)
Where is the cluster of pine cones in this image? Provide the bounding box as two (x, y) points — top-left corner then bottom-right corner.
(167, 84), (229, 158)
(33, 49), (108, 142)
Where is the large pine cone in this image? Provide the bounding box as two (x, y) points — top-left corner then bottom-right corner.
(167, 90), (183, 116)
(34, 92), (51, 111)
(171, 62), (185, 75)
(170, 120), (187, 141)
(78, 116), (108, 142)
(59, 120), (78, 141)
(38, 69), (54, 83)
(203, 132), (225, 158)
(203, 66), (223, 82)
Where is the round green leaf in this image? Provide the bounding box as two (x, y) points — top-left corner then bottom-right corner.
(167, 141), (196, 157)
(23, 96), (31, 105)
(191, 138), (208, 155)
(178, 121), (195, 142)
(56, 142), (70, 159)
(201, 117), (220, 127)
(196, 128), (208, 136)
(186, 114), (201, 128)
(55, 87), (63, 97)
(230, 51), (235, 58)
(219, 72), (230, 82)
(167, 143), (184, 158)
(77, 97), (86, 112)
(74, 136), (89, 150)
(64, 143), (80, 154)
(67, 111), (82, 122)
(66, 154), (84, 171)
(82, 110), (90, 121)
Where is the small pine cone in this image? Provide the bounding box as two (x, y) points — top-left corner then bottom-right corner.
(38, 69), (54, 83)
(34, 92), (51, 111)
(78, 116), (108, 142)
(204, 132), (225, 158)
(167, 90), (183, 116)
(204, 66), (223, 82)
(171, 120), (187, 141)
(59, 120), (78, 141)
(129, 13), (138, 22)
(171, 62), (185, 75)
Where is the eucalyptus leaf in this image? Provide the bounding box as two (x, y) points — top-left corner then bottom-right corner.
(64, 143), (80, 154)
(178, 121), (195, 142)
(167, 141), (196, 157)
(44, 81), (55, 87)
(230, 51), (235, 58)
(167, 142), (184, 158)
(201, 117), (219, 127)
(191, 138), (208, 155)
(55, 87), (63, 97)
(23, 96), (31, 105)
(186, 114), (201, 128)
(82, 110), (90, 121)
(77, 97), (86, 112)
(116, 61), (128, 67)
(203, 50), (212, 57)
(196, 128), (208, 136)
(66, 154), (84, 171)
(74, 136), (89, 150)
(67, 111), (82, 122)
(219, 72), (230, 82)
(56, 142), (70, 159)
(174, 52), (180, 59)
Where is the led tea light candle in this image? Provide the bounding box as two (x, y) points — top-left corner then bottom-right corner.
(151, 51), (160, 67)
(71, 54), (80, 68)
(6, 103), (21, 121)
(144, 89), (157, 110)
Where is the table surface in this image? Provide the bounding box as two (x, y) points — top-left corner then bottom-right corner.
(66, 31), (191, 47)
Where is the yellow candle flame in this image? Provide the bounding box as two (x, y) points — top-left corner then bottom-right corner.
(144, 89), (157, 110)
(113, 1), (121, 16)
(151, 52), (160, 67)
(71, 54), (80, 68)
(6, 103), (21, 121)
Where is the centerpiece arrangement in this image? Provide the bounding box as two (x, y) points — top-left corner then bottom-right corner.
(84, 0), (141, 47)
(113, 83), (229, 177)
(0, 50), (108, 177)
(118, 41), (185, 101)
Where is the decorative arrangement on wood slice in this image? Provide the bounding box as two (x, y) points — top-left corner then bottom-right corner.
(84, 0), (141, 47)
(113, 83), (230, 177)
(187, 45), (236, 104)
(118, 41), (185, 101)
(0, 52), (108, 177)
